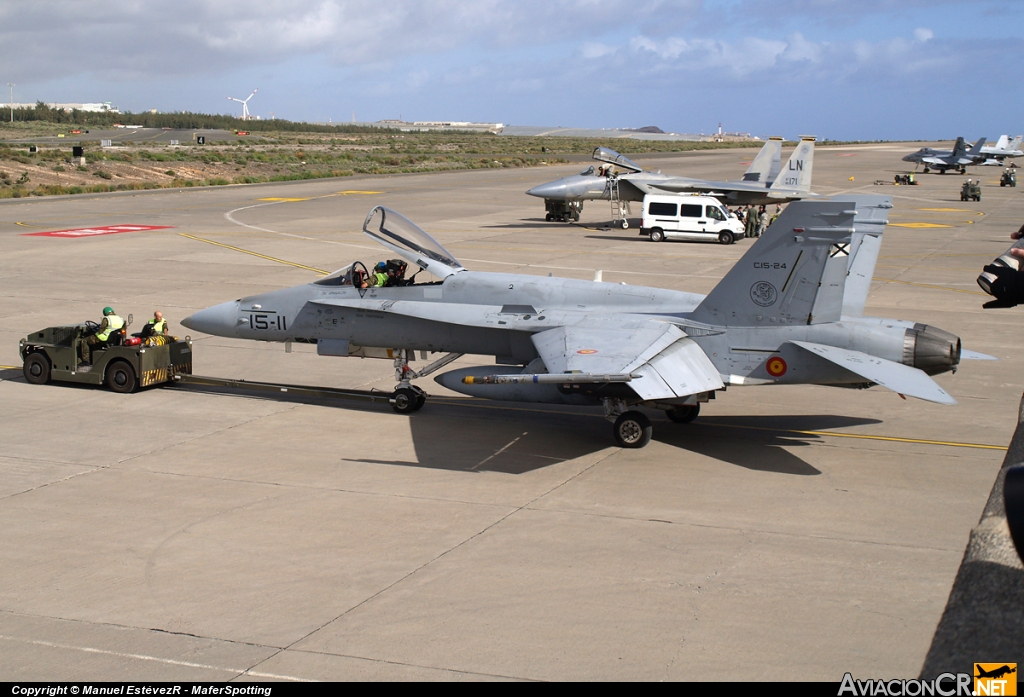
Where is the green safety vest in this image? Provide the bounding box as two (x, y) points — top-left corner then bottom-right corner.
(97, 315), (124, 342)
(371, 272), (388, 287)
(149, 318), (166, 333)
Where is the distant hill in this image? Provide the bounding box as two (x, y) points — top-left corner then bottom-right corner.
(624, 126), (665, 134)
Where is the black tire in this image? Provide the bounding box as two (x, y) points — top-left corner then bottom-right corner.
(23, 352), (51, 385)
(390, 387), (419, 414)
(718, 231), (732, 245)
(414, 392), (427, 411)
(545, 213), (553, 221)
(666, 404), (700, 423)
(613, 411), (653, 448)
(650, 228), (665, 242)
(105, 360), (137, 393)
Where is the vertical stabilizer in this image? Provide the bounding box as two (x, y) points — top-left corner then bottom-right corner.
(995, 135), (1010, 150)
(742, 137), (783, 183)
(951, 137), (967, 159)
(828, 195), (892, 316)
(967, 137), (986, 157)
(769, 136), (815, 194)
(1009, 136), (1022, 153)
(690, 200), (855, 326)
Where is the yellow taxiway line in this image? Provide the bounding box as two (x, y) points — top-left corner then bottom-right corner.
(178, 233), (328, 275)
(874, 277), (987, 296)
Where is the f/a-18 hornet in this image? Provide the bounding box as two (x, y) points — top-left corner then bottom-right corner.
(526, 137), (814, 223)
(902, 137), (988, 173)
(182, 196), (989, 448)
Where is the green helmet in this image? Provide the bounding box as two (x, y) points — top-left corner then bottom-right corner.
(103, 307), (114, 315)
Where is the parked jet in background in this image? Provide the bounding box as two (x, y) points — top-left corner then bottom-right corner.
(978, 135), (1022, 165)
(526, 137), (814, 219)
(902, 137), (987, 173)
(182, 198), (989, 448)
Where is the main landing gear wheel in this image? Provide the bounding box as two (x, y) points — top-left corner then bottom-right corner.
(613, 411), (652, 448)
(666, 404), (700, 423)
(23, 353), (51, 385)
(390, 386), (426, 414)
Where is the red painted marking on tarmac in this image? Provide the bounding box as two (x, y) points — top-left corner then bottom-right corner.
(22, 225), (174, 238)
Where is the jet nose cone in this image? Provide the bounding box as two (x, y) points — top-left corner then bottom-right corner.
(526, 180), (568, 199)
(181, 300), (239, 337)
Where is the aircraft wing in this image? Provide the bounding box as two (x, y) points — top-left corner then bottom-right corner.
(311, 296), (723, 400)
(789, 341), (956, 404)
(921, 157), (950, 165)
(531, 321), (724, 400)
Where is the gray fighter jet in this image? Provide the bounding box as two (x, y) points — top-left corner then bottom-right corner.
(526, 137), (814, 221)
(902, 137), (987, 173)
(978, 135), (1023, 165)
(182, 197), (990, 448)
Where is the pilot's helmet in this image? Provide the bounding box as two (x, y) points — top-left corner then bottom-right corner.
(375, 261), (387, 272)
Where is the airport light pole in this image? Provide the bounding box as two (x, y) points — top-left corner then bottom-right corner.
(7, 84), (13, 123)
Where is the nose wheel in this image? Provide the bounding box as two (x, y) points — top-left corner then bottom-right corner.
(390, 385), (427, 414)
(388, 350), (463, 414)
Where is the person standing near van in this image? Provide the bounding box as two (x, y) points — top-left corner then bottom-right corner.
(756, 205), (768, 237)
(745, 204), (759, 238)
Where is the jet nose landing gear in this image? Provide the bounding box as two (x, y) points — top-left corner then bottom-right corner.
(388, 350), (463, 414)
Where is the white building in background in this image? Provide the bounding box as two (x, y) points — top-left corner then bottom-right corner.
(7, 102), (119, 113)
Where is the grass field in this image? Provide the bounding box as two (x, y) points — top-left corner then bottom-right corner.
(0, 125), (759, 199)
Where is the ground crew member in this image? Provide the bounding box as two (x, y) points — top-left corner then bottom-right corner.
(80, 306), (124, 364)
(148, 311), (168, 335)
(745, 204), (760, 238)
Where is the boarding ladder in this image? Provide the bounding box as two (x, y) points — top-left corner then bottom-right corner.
(608, 175), (630, 229)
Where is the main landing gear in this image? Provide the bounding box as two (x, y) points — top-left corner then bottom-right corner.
(603, 399), (703, 448)
(604, 398), (652, 448)
(388, 351), (463, 414)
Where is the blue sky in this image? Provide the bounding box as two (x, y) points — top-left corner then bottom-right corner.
(2, 0), (1021, 140)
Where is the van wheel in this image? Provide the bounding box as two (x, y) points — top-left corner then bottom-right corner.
(23, 352), (51, 385)
(719, 232), (733, 245)
(650, 228), (664, 242)
(106, 360), (137, 394)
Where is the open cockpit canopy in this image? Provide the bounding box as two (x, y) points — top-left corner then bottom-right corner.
(592, 147), (643, 174)
(362, 207), (463, 279)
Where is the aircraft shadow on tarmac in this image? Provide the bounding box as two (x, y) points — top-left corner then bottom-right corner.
(6, 373), (877, 476)
(180, 382), (875, 475)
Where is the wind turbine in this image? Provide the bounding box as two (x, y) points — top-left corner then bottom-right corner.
(227, 89), (258, 120)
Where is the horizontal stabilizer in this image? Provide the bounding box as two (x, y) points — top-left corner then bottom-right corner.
(790, 341), (956, 404)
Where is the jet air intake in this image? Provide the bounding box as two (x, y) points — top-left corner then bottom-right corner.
(902, 324), (961, 375)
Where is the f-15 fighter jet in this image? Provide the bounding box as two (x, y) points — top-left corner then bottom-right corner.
(182, 196), (988, 448)
(526, 137), (814, 218)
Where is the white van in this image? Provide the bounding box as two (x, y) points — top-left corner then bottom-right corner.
(641, 194), (744, 245)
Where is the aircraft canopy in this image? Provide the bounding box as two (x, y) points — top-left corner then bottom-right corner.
(362, 207), (464, 279)
(592, 147), (643, 173)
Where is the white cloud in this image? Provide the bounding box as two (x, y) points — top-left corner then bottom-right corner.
(914, 27), (934, 42)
